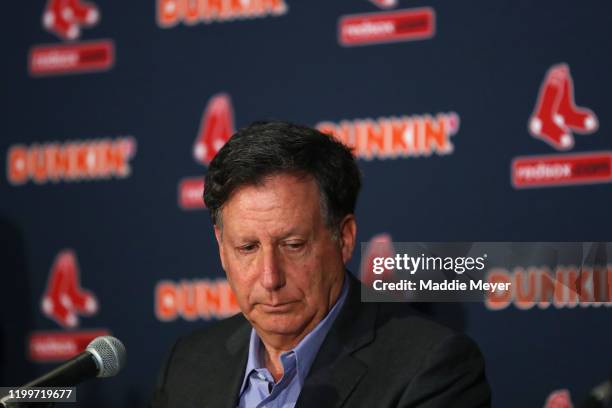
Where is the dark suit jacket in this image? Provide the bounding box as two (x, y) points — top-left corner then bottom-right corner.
(151, 273), (491, 407)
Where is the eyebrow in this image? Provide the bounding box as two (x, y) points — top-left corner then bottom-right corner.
(230, 228), (309, 245)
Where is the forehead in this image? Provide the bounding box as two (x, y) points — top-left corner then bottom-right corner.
(220, 173), (323, 234)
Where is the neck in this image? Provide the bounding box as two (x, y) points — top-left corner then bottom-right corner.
(262, 345), (286, 382)
(256, 275), (346, 382)
(256, 319), (318, 382)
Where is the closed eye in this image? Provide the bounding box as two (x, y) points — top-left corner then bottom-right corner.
(284, 241), (305, 251)
(237, 243), (258, 254)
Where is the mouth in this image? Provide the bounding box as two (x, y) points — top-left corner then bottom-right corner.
(257, 301), (297, 313)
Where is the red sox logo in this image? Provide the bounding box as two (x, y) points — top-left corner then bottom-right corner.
(543, 389), (573, 408)
(30, 0), (114, 76)
(360, 233), (396, 287)
(511, 63), (611, 189)
(178, 93), (235, 210)
(42, 0), (99, 40)
(193, 93), (235, 166)
(369, 0), (398, 9)
(29, 250), (109, 362)
(528, 63), (598, 150)
(41, 249), (98, 328)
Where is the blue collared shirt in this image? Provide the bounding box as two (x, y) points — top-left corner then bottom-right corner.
(237, 275), (349, 408)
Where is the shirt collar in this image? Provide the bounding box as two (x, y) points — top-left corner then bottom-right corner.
(240, 273), (350, 392)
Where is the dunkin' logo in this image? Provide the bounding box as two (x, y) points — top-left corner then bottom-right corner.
(485, 265), (612, 311)
(178, 93), (235, 210)
(339, 8), (435, 47)
(29, 250), (109, 362)
(511, 63), (610, 188)
(6, 137), (137, 186)
(29, 0), (114, 76)
(317, 112), (459, 160)
(155, 279), (240, 321)
(157, 0), (288, 27)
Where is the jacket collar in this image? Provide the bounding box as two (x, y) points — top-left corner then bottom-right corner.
(219, 322), (251, 408)
(296, 272), (377, 407)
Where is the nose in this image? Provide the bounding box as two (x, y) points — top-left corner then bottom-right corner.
(260, 246), (285, 291)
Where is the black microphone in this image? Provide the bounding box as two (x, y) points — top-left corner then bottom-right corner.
(0, 336), (126, 406)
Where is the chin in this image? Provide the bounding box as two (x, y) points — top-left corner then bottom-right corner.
(253, 313), (309, 336)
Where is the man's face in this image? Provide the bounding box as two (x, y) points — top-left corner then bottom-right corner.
(214, 173), (356, 345)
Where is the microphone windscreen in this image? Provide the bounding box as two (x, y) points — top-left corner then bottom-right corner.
(86, 336), (126, 378)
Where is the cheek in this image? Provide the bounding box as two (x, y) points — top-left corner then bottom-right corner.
(225, 262), (257, 306)
(288, 259), (327, 297)
(304, 249), (344, 295)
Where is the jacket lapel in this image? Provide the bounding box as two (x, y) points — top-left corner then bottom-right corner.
(188, 320), (250, 408)
(296, 273), (377, 408)
(222, 323), (251, 408)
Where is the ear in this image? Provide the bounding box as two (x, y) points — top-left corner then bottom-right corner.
(214, 224), (227, 271)
(339, 214), (357, 264)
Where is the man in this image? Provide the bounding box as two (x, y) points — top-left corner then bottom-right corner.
(151, 121), (491, 408)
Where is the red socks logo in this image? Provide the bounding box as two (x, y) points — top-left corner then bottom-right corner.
(360, 233), (396, 287)
(41, 250), (98, 328)
(529, 64), (598, 150)
(544, 389), (573, 408)
(369, 0), (398, 9)
(192, 93), (235, 166)
(42, 0), (100, 40)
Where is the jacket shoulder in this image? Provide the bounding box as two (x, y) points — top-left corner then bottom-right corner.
(151, 313), (250, 408)
(373, 302), (464, 354)
(346, 303), (490, 407)
(176, 312), (248, 351)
